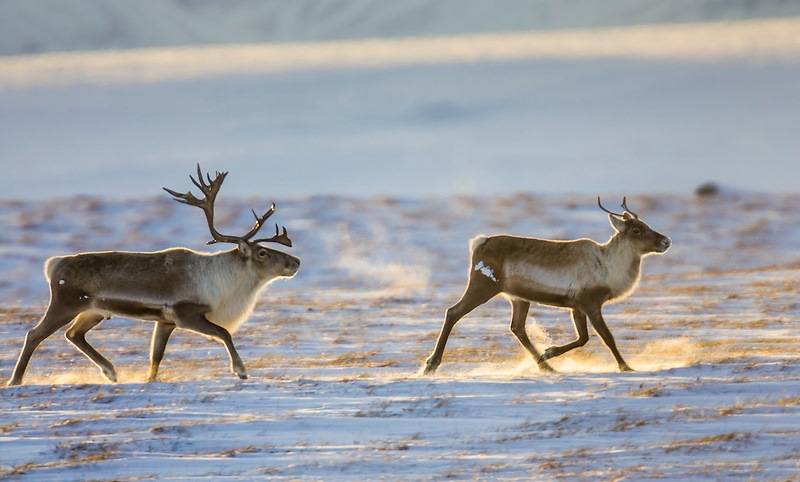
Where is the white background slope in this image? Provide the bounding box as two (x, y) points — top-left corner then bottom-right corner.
(3, 0), (800, 55)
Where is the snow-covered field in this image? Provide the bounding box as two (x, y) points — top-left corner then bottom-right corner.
(1, 191), (799, 480)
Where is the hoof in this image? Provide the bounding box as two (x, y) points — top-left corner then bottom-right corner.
(537, 362), (556, 374)
(6, 378), (21, 387)
(233, 365), (248, 380)
(103, 370), (118, 383)
(619, 364), (634, 372)
(542, 347), (558, 360)
(422, 359), (439, 376)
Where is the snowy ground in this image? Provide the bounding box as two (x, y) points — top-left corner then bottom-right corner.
(1, 192), (799, 480)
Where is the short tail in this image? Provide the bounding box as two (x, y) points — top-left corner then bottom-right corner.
(43, 256), (63, 281)
(469, 235), (489, 253)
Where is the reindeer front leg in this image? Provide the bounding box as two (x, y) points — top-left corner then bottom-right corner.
(173, 303), (247, 379)
(8, 294), (86, 386)
(586, 307), (633, 372)
(147, 322), (176, 382)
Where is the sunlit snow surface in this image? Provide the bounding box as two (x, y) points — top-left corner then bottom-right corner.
(1, 192), (799, 480)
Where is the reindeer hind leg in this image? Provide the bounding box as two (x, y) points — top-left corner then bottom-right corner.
(7, 301), (83, 386)
(423, 275), (500, 375)
(65, 312), (117, 383)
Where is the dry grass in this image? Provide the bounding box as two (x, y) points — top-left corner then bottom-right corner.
(627, 384), (665, 398)
(4, 440), (121, 476)
(663, 432), (751, 453)
(611, 415), (651, 432)
(776, 396), (800, 407)
(218, 445), (263, 457)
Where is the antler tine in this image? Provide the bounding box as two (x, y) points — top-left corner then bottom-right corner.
(162, 187), (202, 206)
(253, 224), (293, 248)
(620, 196), (640, 219)
(189, 174), (205, 193)
(597, 196), (625, 218)
(197, 164), (209, 190)
(239, 202), (277, 241)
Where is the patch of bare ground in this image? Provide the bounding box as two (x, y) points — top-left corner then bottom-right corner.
(696, 338), (800, 361)
(611, 415), (653, 432)
(663, 432), (752, 453)
(354, 397), (449, 418)
(531, 450), (654, 481)
(0, 305), (41, 324)
(4, 440), (122, 477)
(373, 439), (413, 452)
(479, 463), (508, 474)
(776, 396), (800, 407)
(663, 284), (717, 296)
(436, 342), (513, 364)
(245, 353), (290, 369)
(282, 350), (409, 368)
(218, 445), (265, 457)
(627, 383), (665, 398)
(149, 424), (191, 436)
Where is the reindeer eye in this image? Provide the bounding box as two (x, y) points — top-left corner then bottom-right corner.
(258, 249), (268, 257)
(632, 227), (642, 235)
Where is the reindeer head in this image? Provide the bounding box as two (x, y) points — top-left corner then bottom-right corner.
(598, 197), (671, 255)
(164, 164), (301, 279)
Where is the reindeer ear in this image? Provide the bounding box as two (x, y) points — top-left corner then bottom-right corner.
(608, 214), (627, 232)
(622, 212), (635, 221)
(236, 240), (252, 257)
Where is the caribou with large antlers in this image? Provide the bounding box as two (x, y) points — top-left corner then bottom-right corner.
(7, 165), (299, 386)
(423, 197), (670, 375)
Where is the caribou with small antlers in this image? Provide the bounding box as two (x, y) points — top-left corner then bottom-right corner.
(7, 165), (299, 386)
(423, 197), (670, 375)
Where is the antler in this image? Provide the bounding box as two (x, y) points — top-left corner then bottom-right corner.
(163, 163), (292, 247)
(597, 196), (625, 218)
(253, 224), (293, 247)
(620, 196), (640, 219)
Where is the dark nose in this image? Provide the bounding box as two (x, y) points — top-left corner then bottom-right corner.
(661, 237), (672, 250)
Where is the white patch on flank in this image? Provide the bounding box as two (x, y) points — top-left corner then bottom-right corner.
(505, 261), (576, 297)
(58, 279), (65, 285)
(474, 261), (498, 282)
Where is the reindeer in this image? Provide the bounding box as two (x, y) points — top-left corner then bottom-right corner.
(7, 165), (300, 386)
(423, 197), (670, 375)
